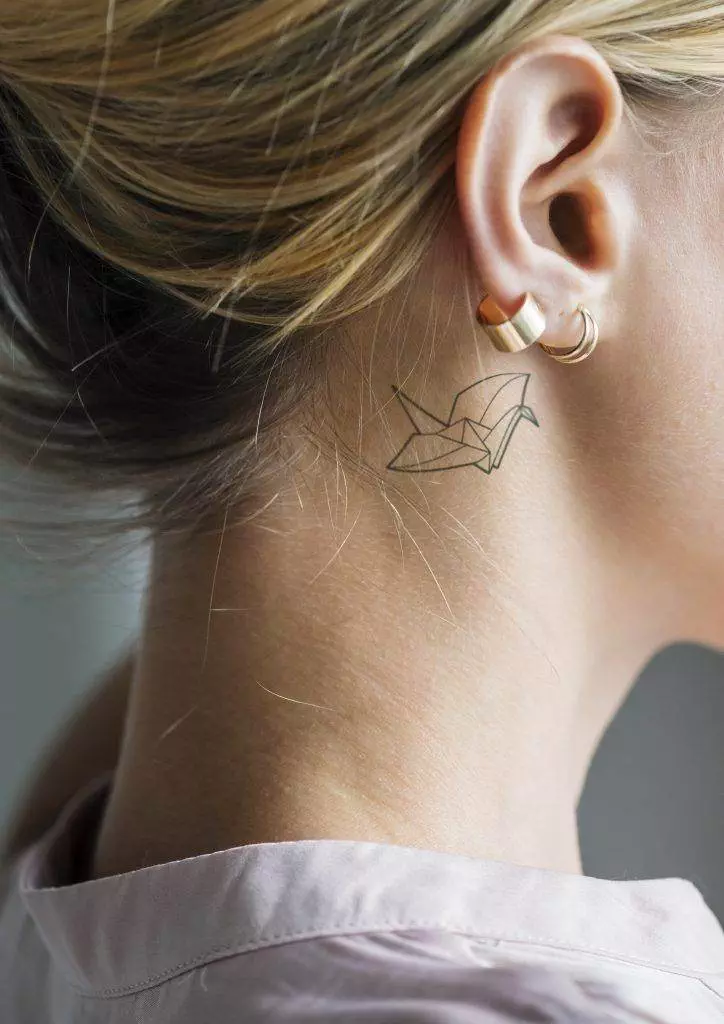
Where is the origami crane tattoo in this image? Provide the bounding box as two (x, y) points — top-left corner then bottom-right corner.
(387, 373), (538, 475)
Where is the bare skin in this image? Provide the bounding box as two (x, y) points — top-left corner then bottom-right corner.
(19, 35), (724, 880)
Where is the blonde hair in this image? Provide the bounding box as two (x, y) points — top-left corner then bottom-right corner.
(0, 0), (722, 529)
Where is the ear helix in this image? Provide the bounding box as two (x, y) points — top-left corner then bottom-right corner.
(477, 293), (600, 365)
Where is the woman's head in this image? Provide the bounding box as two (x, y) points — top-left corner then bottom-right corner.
(2, 0), (724, 633)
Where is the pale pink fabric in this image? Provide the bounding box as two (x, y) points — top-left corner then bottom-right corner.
(2, 775), (724, 1021)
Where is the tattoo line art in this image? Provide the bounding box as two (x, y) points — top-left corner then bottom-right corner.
(387, 373), (538, 475)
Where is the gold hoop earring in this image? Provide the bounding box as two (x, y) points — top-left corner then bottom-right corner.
(477, 293), (546, 353)
(539, 305), (599, 365)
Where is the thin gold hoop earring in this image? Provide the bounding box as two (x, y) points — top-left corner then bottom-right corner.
(477, 293), (546, 353)
(539, 305), (599, 365)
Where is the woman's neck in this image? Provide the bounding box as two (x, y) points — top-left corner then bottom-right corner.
(91, 436), (672, 881)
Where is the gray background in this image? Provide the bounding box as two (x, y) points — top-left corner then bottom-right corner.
(2, 538), (724, 921)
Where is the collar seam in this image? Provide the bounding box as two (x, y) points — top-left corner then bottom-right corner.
(51, 920), (721, 1000)
(700, 980), (724, 1004)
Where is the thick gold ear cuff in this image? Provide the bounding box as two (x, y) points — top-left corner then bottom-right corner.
(477, 293), (546, 353)
(477, 293), (600, 365)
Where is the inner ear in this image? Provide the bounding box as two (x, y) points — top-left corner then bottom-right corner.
(531, 93), (605, 183)
(528, 91), (610, 269)
(549, 191), (596, 266)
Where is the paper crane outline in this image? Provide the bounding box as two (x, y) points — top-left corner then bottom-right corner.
(387, 373), (539, 475)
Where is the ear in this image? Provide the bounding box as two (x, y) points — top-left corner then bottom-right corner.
(455, 34), (629, 346)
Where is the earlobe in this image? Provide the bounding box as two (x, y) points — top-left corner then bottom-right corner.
(455, 34), (627, 340)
